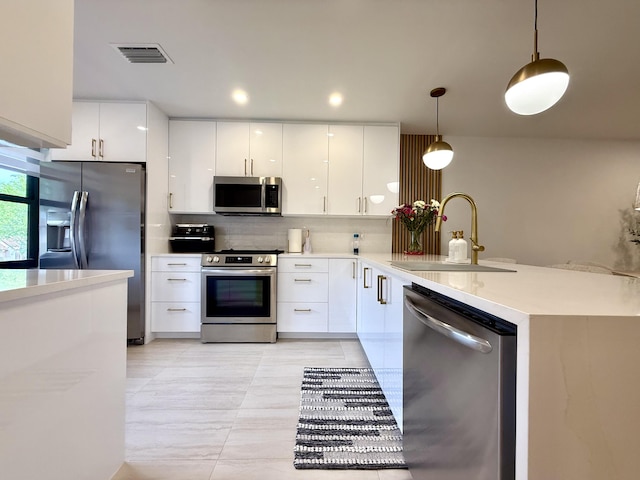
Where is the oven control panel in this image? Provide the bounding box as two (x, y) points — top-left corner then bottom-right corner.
(202, 254), (277, 267)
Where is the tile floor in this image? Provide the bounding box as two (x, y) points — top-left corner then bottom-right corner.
(113, 338), (413, 480)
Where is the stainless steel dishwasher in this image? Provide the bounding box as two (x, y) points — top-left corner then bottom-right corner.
(403, 283), (516, 480)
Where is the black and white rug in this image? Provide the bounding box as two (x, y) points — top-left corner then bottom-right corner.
(293, 367), (407, 470)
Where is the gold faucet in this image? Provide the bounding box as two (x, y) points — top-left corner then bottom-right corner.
(435, 192), (485, 264)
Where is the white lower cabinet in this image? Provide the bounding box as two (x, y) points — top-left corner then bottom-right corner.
(151, 255), (201, 333)
(357, 260), (405, 428)
(277, 257), (356, 334)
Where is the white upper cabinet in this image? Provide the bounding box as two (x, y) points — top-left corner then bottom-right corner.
(0, 0), (73, 148)
(50, 102), (147, 162)
(168, 120), (216, 213)
(215, 122), (282, 177)
(282, 123), (329, 215)
(362, 125), (399, 216)
(327, 125), (364, 216)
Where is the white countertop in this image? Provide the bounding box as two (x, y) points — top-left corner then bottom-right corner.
(0, 269), (134, 303)
(357, 253), (640, 321)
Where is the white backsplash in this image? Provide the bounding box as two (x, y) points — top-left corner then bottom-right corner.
(172, 214), (392, 254)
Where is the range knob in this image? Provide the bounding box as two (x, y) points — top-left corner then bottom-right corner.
(257, 256), (264, 263)
(206, 256), (213, 263)
(212, 256), (220, 263)
(264, 256), (272, 264)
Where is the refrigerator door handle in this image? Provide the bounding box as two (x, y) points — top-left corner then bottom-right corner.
(69, 191), (81, 269)
(77, 191), (89, 269)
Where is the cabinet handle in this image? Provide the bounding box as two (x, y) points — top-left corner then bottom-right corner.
(363, 267), (371, 288)
(377, 275), (387, 304)
(294, 263), (312, 268)
(323, 196), (326, 213)
(99, 139), (104, 159)
(167, 263), (187, 266)
(244, 158), (247, 176)
(169, 192), (173, 209)
(91, 139), (97, 158)
(364, 196), (368, 214)
(294, 308), (312, 312)
(167, 308), (187, 312)
(294, 278), (312, 282)
(250, 158), (254, 176)
(358, 197), (361, 213)
(352, 261), (356, 279)
(167, 278), (187, 281)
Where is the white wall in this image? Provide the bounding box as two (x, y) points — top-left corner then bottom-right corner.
(441, 136), (640, 269)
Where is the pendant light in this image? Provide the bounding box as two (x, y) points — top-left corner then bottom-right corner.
(505, 0), (569, 115)
(423, 87), (453, 170)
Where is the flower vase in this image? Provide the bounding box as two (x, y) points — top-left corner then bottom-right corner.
(405, 230), (423, 255)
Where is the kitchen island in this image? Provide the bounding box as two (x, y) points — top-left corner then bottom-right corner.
(359, 253), (640, 480)
(0, 269), (132, 480)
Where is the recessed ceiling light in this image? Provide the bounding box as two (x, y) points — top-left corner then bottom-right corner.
(232, 89), (249, 105)
(329, 93), (343, 107)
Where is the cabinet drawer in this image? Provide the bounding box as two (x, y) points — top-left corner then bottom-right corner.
(278, 257), (328, 273)
(151, 302), (201, 332)
(151, 255), (201, 272)
(277, 303), (328, 332)
(277, 272), (328, 302)
(151, 272), (201, 302)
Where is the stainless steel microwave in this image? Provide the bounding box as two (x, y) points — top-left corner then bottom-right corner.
(213, 176), (282, 215)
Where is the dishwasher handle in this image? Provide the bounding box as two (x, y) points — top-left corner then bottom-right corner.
(404, 296), (493, 353)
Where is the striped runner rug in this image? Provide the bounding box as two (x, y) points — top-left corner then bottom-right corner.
(293, 367), (407, 470)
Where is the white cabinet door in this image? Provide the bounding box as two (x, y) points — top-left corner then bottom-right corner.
(277, 272), (328, 303)
(50, 102), (147, 162)
(277, 303), (328, 332)
(250, 122), (283, 177)
(151, 302), (201, 332)
(98, 103), (147, 162)
(382, 272), (405, 427)
(327, 125), (364, 215)
(362, 125), (399, 216)
(282, 123), (328, 215)
(152, 272), (201, 302)
(328, 258), (357, 332)
(215, 122), (250, 176)
(168, 120), (216, 212)
(357, 262), (385, 376)
(50, 102), (99, 160)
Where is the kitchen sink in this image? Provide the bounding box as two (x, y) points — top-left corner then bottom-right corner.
(390, 261), (516, 273)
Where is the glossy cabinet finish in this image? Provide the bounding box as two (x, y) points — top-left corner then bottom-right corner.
(327, 125), (364, 215)
(168, 120), (216, 213)
(328, 258), (358, 332)
(150, 255), (201, 333)
(50, 102), (147, 162)
(282, 123), (329, 215)
(357, 260), (404, 428)
(215, 122), (283, 177)
(362, 125), (400, 216)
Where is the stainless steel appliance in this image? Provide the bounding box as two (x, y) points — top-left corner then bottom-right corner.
(403, 284), (517, 480)
(39, 161), (146, 343)
(201, 250), (281, 343)
(169, 223), (215, 253)
(213, 176), (282, 215)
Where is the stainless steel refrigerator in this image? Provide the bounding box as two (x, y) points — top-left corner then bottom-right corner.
(39, 161), (146, 342)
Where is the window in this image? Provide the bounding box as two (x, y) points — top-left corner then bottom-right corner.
(0, 146), (41, 269)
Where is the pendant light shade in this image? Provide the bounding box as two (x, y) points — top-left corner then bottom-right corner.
(505, 0), (569, 115)
(423, 87), (453, 170)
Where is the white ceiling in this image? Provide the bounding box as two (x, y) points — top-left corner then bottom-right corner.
(73, 0), (640, 140)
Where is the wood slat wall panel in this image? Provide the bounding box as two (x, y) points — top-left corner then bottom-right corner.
(392, 134), (442, 254)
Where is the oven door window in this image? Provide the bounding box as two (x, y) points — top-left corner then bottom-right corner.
(205, 275), (271, 317)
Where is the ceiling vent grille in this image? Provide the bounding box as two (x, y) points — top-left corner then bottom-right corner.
(111, 43), (173, 64)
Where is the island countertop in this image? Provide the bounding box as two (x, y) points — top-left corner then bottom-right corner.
(357, 253), (640, 321)
(0, 269), (133, 303)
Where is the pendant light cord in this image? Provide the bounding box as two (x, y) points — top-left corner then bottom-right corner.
(533, 0), (539, 59)
(435, 97), (440, 137)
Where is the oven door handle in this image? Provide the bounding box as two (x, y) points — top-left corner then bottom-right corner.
(201, 268), (275, 275)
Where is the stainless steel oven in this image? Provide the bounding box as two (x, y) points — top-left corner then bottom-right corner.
(200, 250), (280, 343)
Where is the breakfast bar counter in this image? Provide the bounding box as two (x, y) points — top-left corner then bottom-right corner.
(0, 269), (133, 480)
(358, 253), (640, 480)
